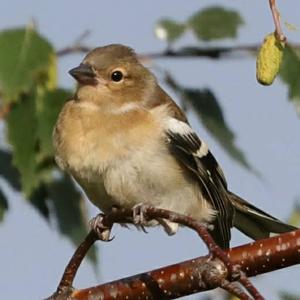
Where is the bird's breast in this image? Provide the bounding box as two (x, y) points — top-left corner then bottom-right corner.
(53, 101), (215, 222)
(53, 101), (158, 176)
(52, 101), (169, 209)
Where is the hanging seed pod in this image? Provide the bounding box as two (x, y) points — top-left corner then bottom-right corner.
(256, 32), (285, 85)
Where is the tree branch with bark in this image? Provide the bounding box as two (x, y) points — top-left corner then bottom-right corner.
(45, 207), (300, 300)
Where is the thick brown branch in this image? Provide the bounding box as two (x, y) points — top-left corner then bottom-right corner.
(56, 229), (300, 300)
(45, 207), (300, 300)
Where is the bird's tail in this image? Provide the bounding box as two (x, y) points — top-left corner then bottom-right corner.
(229, 192), (297, 240)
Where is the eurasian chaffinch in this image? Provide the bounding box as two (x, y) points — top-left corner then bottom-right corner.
(53, 44), (295, 248)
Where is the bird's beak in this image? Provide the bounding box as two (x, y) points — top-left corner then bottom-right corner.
(69, 64), (97, 85)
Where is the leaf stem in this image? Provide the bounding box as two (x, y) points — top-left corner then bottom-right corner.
(269, 0), (286, 42)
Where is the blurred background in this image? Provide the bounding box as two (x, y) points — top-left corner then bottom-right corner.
(0, 1), (299, 299)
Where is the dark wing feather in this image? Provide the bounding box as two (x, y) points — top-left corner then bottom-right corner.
(166, 121), (234, 248)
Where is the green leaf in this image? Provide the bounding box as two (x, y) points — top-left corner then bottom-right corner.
(5, 86), (66, 196)
(279, 45), (300, 114)
(0, 27), (54, 103)
(279, 291), (300, 300)
(47, 174), (87, 241)
(27, 174), (98, 264)
(46, 174), (98, 264)
(183, 89), (252, 169)
(0, 149), (21, 190)
(36, 88), (71, 160)
(0, 188), (9, 222)
(188, 6), (244, 41)
(29, 184), (50, 219)
(155, 19), (185, 43)
(6, 93), (39, 196)
(165, 74), (253, 170)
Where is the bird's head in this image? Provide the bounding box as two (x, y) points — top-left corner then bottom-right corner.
(69, 44), (157, 111)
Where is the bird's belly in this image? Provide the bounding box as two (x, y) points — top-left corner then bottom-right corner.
(101, 146), (215, 223)
(74, 174), (114, 213)
(64, 147), (215, 225)
(58, 148), (215, 224)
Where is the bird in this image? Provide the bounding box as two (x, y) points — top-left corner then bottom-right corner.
(53, 44), (296, 249)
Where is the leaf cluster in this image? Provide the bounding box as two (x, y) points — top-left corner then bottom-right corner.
(0, 27), (96, 262)
(155, 6), (244, 44)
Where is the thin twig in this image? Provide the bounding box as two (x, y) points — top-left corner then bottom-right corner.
(56, 30), (92, 57)
(56, 43), (300, 59)
(73, 30), (91, 45)
(56, 45), (92, 57)
(239, 273), (264, 300)
(220, 280), (252, 300)
(45, 231), (98, 300)
(269, 0), (286, 42)
(56, 44), (259, 58)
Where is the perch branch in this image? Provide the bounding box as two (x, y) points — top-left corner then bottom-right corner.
(45, 226), (300, 300)
(44, 207), (300, 299)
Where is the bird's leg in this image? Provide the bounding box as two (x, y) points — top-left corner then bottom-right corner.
(89, 213), (113, 241)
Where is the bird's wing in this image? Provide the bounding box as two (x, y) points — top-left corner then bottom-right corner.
(165, 118), (234, 248)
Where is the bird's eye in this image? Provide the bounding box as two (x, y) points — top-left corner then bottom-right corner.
(111, 70), (123, 82)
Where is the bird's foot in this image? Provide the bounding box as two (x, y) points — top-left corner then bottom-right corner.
(89, 213), (113, 241)
(158, 218), (179, 235)
(132, 203), (151, 233)
(205, 223), (214, 231)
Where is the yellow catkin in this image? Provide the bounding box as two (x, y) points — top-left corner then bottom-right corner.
(256, 32), (285, 85)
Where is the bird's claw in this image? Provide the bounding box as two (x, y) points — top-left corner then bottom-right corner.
(132, 203), (150, 233)
(206, 223), (214, 231)
(89, 213), (114, 241)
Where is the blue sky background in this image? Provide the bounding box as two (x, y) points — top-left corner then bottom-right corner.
(0, 1), (299, 299)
